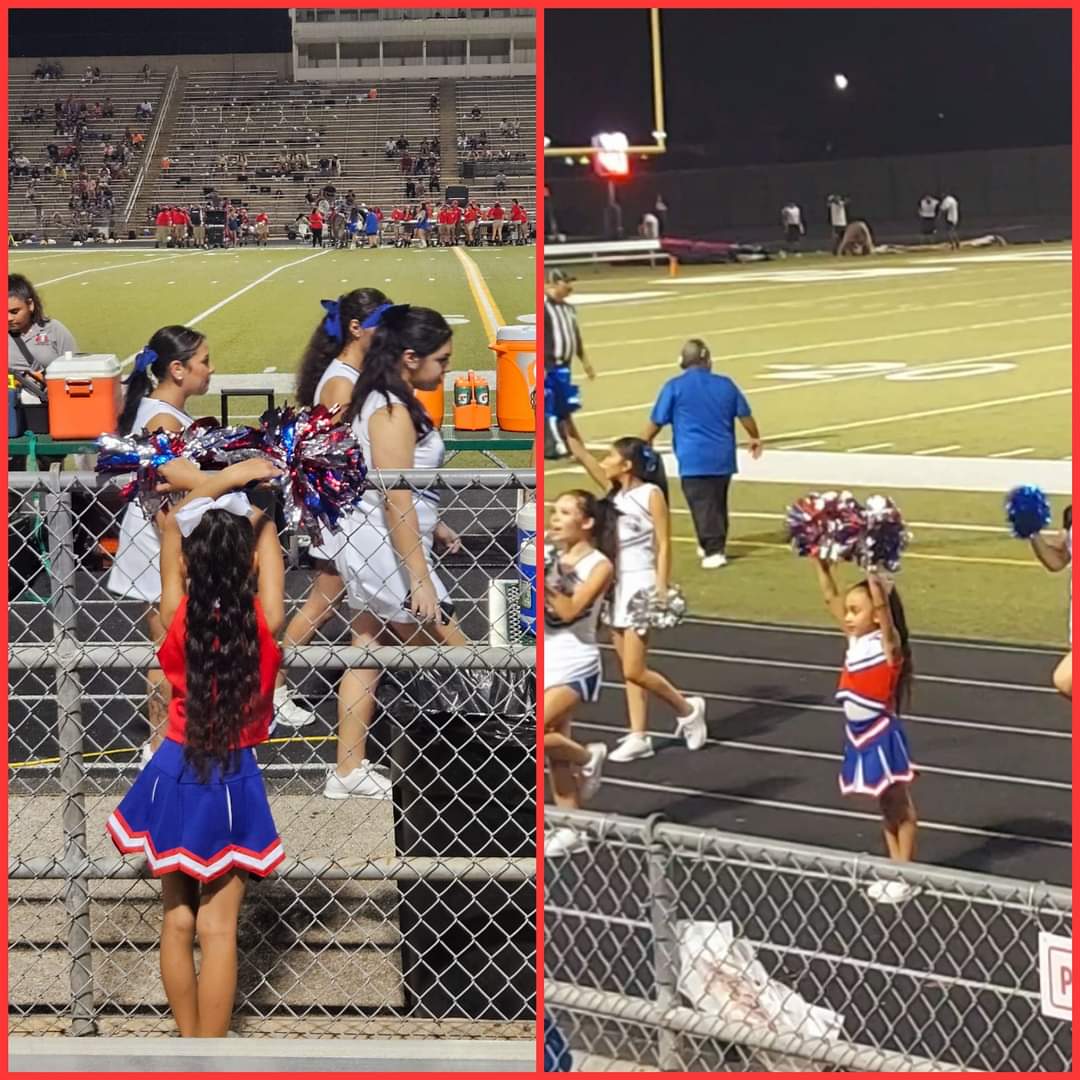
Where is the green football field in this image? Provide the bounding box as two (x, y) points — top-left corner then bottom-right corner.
(545, 244), (1073, 646)
(10, 242), (535, 466)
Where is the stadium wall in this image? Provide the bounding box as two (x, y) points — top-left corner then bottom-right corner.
(10, 53), (291, 78)
(546, 144), (1071, 244)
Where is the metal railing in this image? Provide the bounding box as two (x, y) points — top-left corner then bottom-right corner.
(544, 809), (1071, 1073)
(123, 65), (179, 225)
(9, 468), (536, 1036)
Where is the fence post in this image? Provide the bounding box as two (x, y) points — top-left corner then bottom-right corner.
(46, 468), (97, 1036)
(643, 813), (679, 1071)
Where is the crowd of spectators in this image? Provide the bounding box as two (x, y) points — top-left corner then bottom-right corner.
(32, 60), (64, 81)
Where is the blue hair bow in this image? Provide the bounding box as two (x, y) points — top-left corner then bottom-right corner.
(134, 346), (157, 373)
(360, 302), (393, 330)
(641, 445), (660, 472)
(320, 299), (343, 345)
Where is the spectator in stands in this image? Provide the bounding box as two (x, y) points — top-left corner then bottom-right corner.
(305, 186), (318, 207)
(309, 207), (324, 248)
(469, 106), (481, 120)
(384, 138), (396, 159)
(8, 274), (78, 373)
(495, 170), (508, 193)
(429, 92), (439, 112)
(161, 155), (171, 175)
(428, 172), (440, 194)
(136, 100), (153, 120)
(83, 65), (94, 84)
(141, 62), (151, 82)
(13, 153), (31, 177)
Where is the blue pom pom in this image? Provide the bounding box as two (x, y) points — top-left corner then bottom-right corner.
(1005, 485), (1052, 539)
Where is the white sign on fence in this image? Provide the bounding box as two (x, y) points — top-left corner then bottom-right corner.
(1038, 932), (1072, 1021)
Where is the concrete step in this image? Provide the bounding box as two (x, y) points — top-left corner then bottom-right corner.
(10, 792), (405, 1010)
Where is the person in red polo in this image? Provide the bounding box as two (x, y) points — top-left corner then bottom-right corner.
(155, 206), (171, 248)
(510, 198), (528, 244)
(308, 208), (324, 248)
(463, 202), (479, 246)
(448, 200), (463, 246)
(390, 205), (406, 246)
(436, 202), (452, 246)
(169, 205), (188, 248)
(490, 200), (506, 245)
(255, 209), (269, 246)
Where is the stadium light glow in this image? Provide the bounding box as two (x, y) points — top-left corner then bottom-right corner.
(591, 132), (630, 178)
(834, 73), (849, 90)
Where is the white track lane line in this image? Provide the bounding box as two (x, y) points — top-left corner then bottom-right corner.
(581, 709), (1069, 789)
(913, 445), (962, 455)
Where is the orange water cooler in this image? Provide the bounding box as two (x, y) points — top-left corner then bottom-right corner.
(490, 324), (535, 433)
(45, 353), (122, 438)
(453, 371), (492, 430)
(414, 385), (445, 429)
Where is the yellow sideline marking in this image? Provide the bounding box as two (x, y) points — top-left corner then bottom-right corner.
(453, 246), (505, 341)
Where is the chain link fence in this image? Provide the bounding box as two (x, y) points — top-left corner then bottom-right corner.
(9, 466), (536, 1038)
(545, 809), (1071, 1073)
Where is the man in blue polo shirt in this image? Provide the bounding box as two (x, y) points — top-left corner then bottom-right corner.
(643, 339), (763, 569)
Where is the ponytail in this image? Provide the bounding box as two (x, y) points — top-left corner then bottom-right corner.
(612, 436), (669, 503)
(295, 287), (390, 406)
(565, 488), (620, 570)
(346, 304), (451, 435)
(118, 325), (204, 434)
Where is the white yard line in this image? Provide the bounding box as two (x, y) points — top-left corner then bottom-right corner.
(913, 445), (962, 456)
(186, 249), (330, 326)
(989, 447), (1035, 459)
(591, 312), (1069, 371)
(774, 440), (825, 451)
(846, 442), (894, 452)
(584, 344), (1069, 419)
(35, 252), (195, 287)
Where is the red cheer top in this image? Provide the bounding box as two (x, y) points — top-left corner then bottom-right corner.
(160, 595), (283, 748)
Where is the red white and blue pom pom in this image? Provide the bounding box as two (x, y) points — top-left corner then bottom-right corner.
(859, 494), (911, 573)
(626, 584), (688, 636)
(785, 490), (863, 563)
(1004, 485), (1052, 539)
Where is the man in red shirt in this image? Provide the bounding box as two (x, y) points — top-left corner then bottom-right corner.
(436, 202), (451, 247)
(489, 200), (505, 245)
(447, 200), (463, 247)
(308, 208), (324, 248)
(169, 205), (187, 248)
(463, 202), (479, 246)
(509, 198), (528, 245)
(155, 206), (171, 248)
(390, 205), (406, 247)
(255, 210), (269, 247)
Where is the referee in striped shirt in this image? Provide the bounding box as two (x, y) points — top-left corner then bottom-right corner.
(544, 268), (594, 458)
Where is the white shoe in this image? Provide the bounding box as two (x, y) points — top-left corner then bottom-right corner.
(701, 554), (728, 570)
(323, 762), (393, 800)
(273, 685), (318, 729)
(608, 733), (655, 763)
(866, 880), (920, 905)
(578, 742), (607, 802)
(544, 826), (588, 858)
(675, 696), (708, 750)
(696, 546), (705, 559)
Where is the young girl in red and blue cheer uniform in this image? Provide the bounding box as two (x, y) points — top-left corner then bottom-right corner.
(107, 457), (287, 1036)
(812, 559), (918, 903)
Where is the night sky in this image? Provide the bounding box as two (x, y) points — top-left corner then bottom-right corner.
(9, 8), (292, 56)
(545, 8), (1072, 167)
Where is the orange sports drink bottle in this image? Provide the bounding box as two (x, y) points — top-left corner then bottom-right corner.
(453, 370), (492, 430)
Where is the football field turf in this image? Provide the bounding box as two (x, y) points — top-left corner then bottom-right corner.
(545, 244), (1072, 645)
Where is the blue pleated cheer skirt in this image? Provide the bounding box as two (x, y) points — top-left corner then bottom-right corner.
(107, 738), (284, 883)
(838, 714), (916, 797)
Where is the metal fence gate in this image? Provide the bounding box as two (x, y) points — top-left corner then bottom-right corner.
(545, 808), (1071, 1072)
(9, 467), (536, 1039)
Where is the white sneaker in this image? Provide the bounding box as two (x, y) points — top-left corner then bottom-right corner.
(578, 742), (607, 802)
(675, 696), (708, 750)
(701, 554), (728, 570)
(274, 686), (318, 729)
(323, 762), (393, 800)
(608, 733), (655, 763)
(696, 545), (705, 559)
(866, 880), (921, 905)
(544, 826), (588, 858)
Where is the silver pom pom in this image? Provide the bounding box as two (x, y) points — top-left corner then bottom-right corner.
(627, 584), (688, 636)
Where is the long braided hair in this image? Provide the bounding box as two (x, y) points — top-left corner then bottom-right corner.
(181, 509), (261, 782)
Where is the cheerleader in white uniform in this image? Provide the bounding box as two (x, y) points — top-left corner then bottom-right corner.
(1029, 503), (1072, 698)
(566, 434), (706, 761)
(544, 490), (615, 858)
(813, 560), (918, 904)
(328, 305), (465, 800)
(107, 327), (211, 763)
(272, 288), (392, 728)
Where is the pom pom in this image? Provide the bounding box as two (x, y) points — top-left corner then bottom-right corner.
(1005, 485), (1052, 539)
(858, 495), (911, 573)
(785, 490), (863, 563)
(625, 584), (688, 636)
